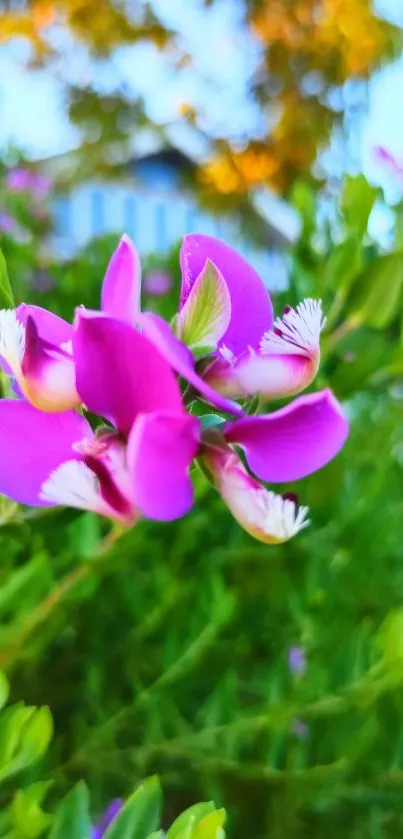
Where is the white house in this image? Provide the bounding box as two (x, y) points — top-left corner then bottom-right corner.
(45, 128), (300, 291)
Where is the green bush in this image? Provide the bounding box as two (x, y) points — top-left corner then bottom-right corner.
(1, 174), (403, 837)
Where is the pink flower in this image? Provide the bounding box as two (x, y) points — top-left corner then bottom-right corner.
(101, 235), (242, 416)
(180, 235), (324, 401)
(0, 234), (143, 414)
(144, 270), (173, 296)
(0, 310), (348, 535)
(0, 233), (349, 541)
(108, 233), (323, 404)
(5, 167), (32, 193)
(0, 211), (15, 234)
(5, 167), (51, 197)
(32, 270), (54, 293)
(0, 306), (79, 412)
(31, 173), (51, 198)
(374, 146), (403, 180)
(0, 313), (200, 524)
(201, 389), (348, 543)
(0, 236), (239, 417)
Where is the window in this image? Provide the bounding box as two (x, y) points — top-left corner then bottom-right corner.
(53, 197), (71, 237)
(90, 190), (105, 236)
(155, 202), (168, 250)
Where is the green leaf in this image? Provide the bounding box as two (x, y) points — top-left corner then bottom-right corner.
(191, 344), (216, 360)
(16, 705), (53, 766)
(324, 237), (362, 328)
(0, 673), (9, 712)
(290, 181), (316, 236)
(67, 512), (102, 559)
(12, 782), (52, 838)
(193, 810), (226, 839)
(175, 261), (231, 354)
(104, 776), (161, 839)
(49, 782), (92, 839)
(0, 555), (49, 618)
(200, 414), (226, 430)
(167, 804), (216, 839)
(145, 833), (164, 839)
(0, 705), (53, 783)
(346, 252), (403, 329)
(324, 237), (361, 295)
(341, 174), (378, 239)
(0, 248), (14, 309)
(0, 706), (34, 771)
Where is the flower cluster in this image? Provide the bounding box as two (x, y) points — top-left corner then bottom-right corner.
(0, 233), (348, 544)
(5, 167), (51, 198)
(0, 166), (52, 240)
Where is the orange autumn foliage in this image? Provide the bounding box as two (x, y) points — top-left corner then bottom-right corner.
(201, 0), (400, 195)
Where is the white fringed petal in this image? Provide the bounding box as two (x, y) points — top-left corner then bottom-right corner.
(261, 299), (325, 358)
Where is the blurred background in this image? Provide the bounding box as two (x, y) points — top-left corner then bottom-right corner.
(2, 1), (403, 837)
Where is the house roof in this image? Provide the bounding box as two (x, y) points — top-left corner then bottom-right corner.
(39, 123), (301, 247)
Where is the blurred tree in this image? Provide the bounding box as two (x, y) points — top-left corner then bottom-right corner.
(0, 0), (170, 56)
(1, 0), (401, 197)
(202, 0), (402, 194)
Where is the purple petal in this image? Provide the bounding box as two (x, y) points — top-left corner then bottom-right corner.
(374, 146), (403, 178)
(139, 312), (242, 416)
(12, 379), (24, 398)
(92, 799), (123, 838)
(288, 646), (306, 676)
(224, 389), (349, 483)
(101, 235), (141, 326)
(73, 311), (183, 437)
(5, 167), (31, 192)
(128, 411), (200, 521)
(144, 270), (172, 296)
(17, 304), (73, 347)
(0, 400), (91, 506)
(0, 212), (15, 233)
(180, 234), (273, 355)
(292, 719), (309, 739)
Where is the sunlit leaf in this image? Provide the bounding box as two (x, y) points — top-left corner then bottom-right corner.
(341, 175), (378, 239)
(167, 804), (216, 839)
(12, 782), (52, 839)
(193, 810), (226, 839)
(346, 252), (403, 329)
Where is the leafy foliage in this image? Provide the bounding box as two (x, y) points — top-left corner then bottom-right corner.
(2, 174), (403, 837)
(0, 682), (226, 838)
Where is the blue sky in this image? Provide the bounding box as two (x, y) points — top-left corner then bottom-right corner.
(1, 0), (403, 196)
